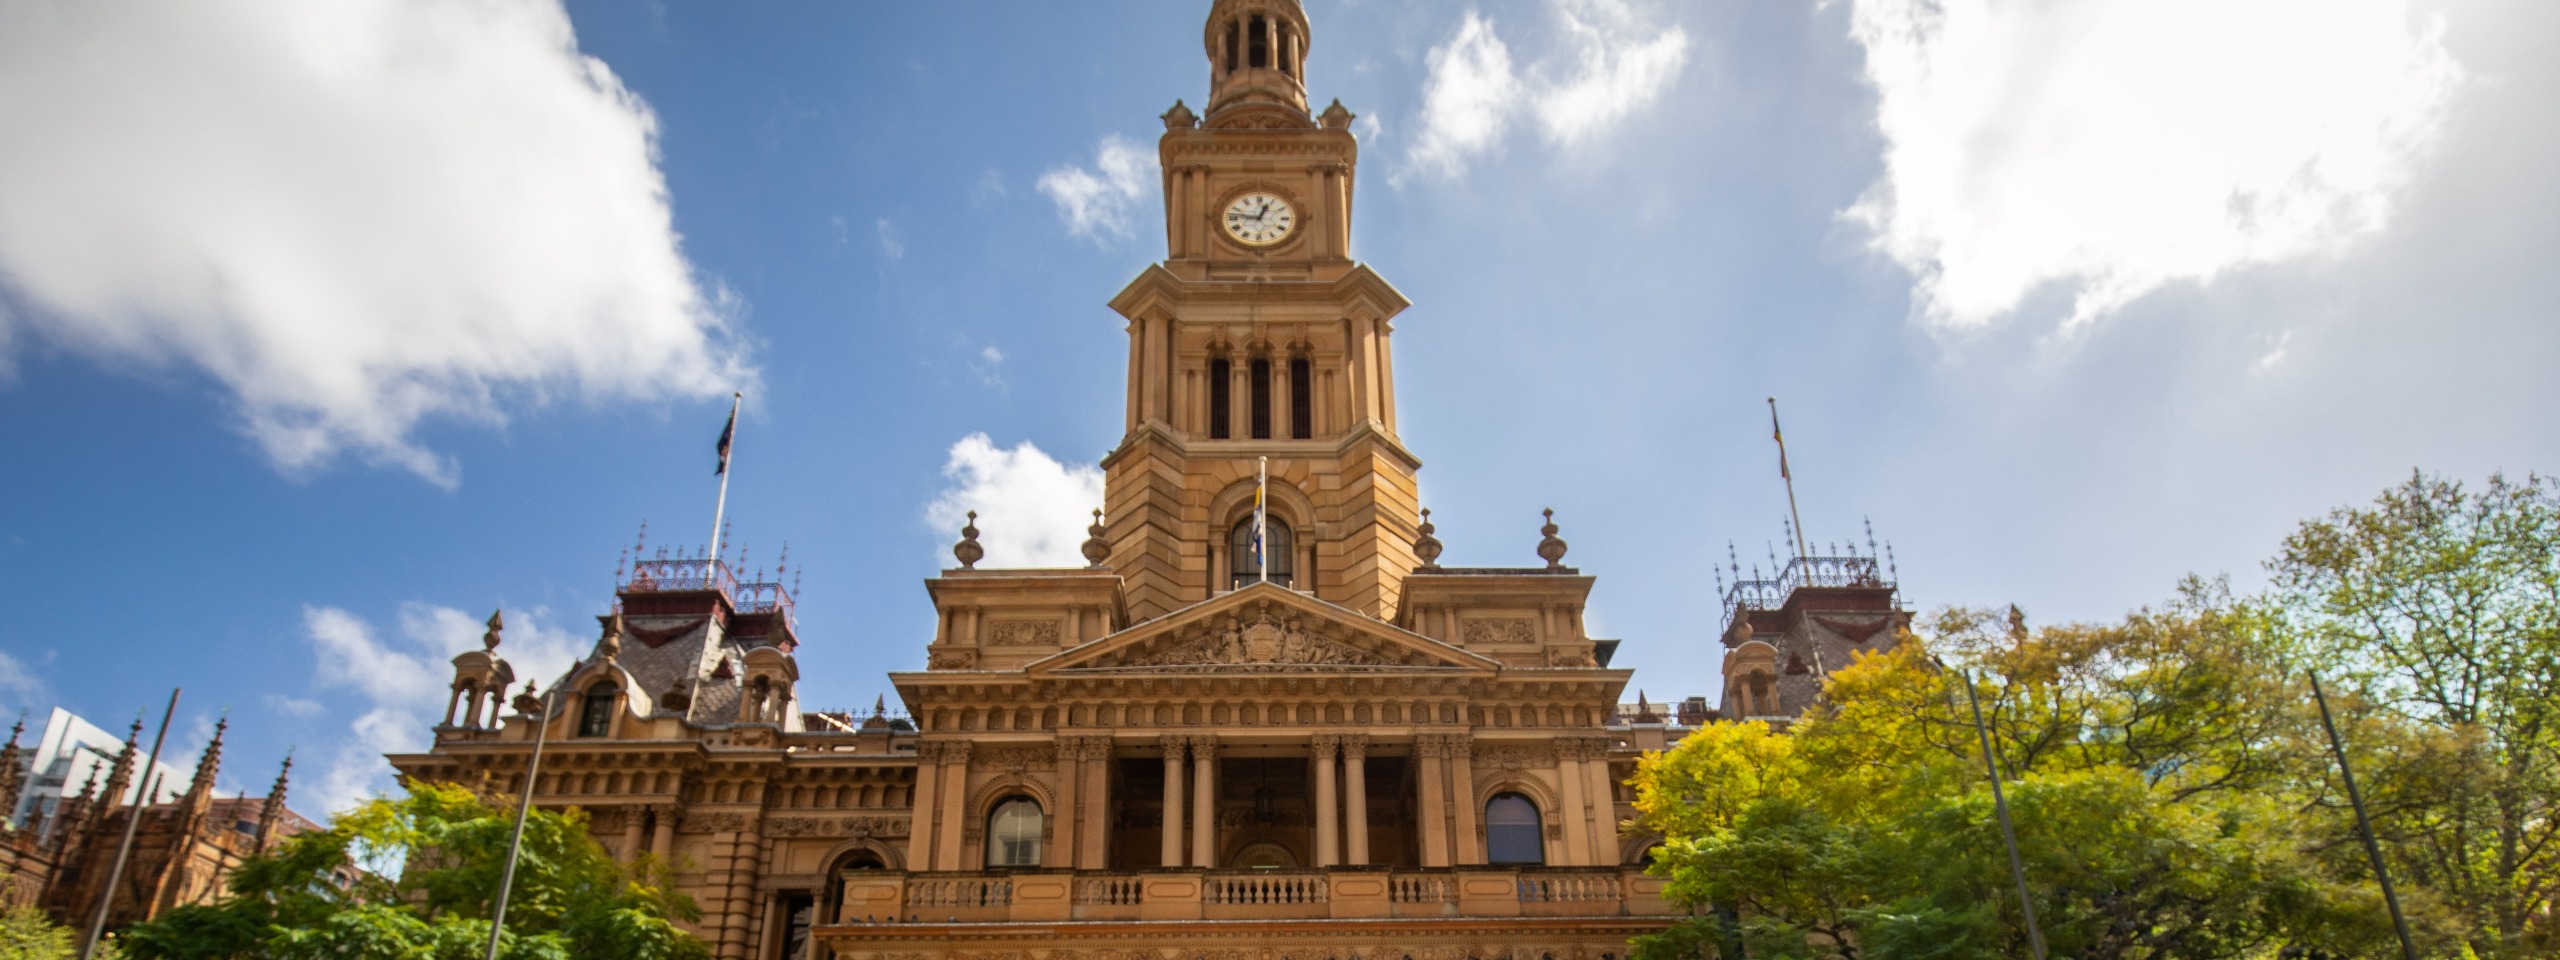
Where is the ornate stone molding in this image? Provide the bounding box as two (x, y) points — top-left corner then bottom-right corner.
(925, 647), (978, 670)
(981, 744), (1056, 773)
(1474, 743), (1554, 771)
(1119, 613), (1390, 668)
(764, 815), (908, 839)
(678, 811), (749, 835)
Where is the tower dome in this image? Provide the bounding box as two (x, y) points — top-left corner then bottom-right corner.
(1203, 0), (1312, 127)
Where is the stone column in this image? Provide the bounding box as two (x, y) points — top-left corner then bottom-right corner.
(1189, 734), (1218, 867)
(1448, 735), (1479, 865)
(935, 742), (971, 871)
(1415, 736), (1450, 867)
(620, 809), (646, 864)
(650, 804), (676, 860)
(906, 744), (942, 869)
(1159, 735), (1188, 867)
(1342, 735), (1371, 865)
(1053, 739), (1081, 870)
(1311, 734), (1340, 867)
(1581, 739), (1620, 864)
(1079, 738), (1112, 868)
(1554, 746), (1593, 867)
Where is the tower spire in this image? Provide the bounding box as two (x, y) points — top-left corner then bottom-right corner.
(186, 714), (227, 804)
(254, 750), (293, 854)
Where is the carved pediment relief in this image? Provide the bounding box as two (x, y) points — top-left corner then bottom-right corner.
(1031, 586), (1496, 675)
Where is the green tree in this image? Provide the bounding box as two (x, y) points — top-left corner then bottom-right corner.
(0, 902), (75, 960)
(2272, 471), (2560, 956)
(117, 782), (705, 960)
(1633, 596), (2412, 960)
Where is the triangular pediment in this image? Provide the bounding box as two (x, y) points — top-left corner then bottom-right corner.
(1027, 583), (1498, 676)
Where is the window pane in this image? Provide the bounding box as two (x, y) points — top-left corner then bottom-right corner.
(987, 798), (1043, 868)
(1209, 359), (1231, 439)
(1485, 794), (1543, 864)
(1249, 358), (1271, 439)
(1230, 516), (1293, 589)
(579, 685), (615, 738)
(1289, 358), (1312, 439)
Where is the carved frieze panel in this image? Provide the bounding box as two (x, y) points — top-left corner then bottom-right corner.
(763, 815), (908, 839)
(1473, 743), (1554, 771)
(979, 745), (1056, 773)
(985, 619), (1064, 646)
(1116, 612), (1391, 668)
(678, 811), (749, 834)
(1461, 618), (1537, 646)
(1545, 646), (1597, 667)
(925, 647), (978, 670)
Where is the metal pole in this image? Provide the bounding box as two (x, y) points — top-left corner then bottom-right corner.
(485, 688), (558, 960)
(2308, 671), (2417, 960)
(1957, 669), (2048, 960)
(81, 688), (179, 959)
(1257, 456), (1269, 585)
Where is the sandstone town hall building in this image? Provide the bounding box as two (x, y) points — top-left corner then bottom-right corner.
(392, 3), (1905, 958)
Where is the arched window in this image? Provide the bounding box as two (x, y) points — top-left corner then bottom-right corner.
(1485, 793), (1544, 864)
(986, 797), (1043, 868)
(1229, 514), (1294, 589)
(577, 681), (616, 738)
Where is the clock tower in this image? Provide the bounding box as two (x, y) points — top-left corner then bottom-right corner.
(1103, 0), (1420, 621)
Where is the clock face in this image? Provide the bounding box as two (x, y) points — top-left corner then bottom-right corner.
(1222, 192), (1296, 246)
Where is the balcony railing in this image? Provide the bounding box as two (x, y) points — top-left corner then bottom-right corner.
(831, 867), (1673, 926)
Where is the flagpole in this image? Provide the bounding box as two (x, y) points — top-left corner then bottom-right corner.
(708, 392), (740, 570)
(1256, 456), (1269, 585)
(81, 688), (179, 959)
(1768, 397), (1809, 562)
(2309, 670), (2417, 960)
(485, 686), (559, 960)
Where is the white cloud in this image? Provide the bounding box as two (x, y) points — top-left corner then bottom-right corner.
(0, 650), (44, 718)
(968, 345), (1006, 390)
(1037, 135), (1155, 244)
(264, 694), (324, 718)
(875, 218), (905, 260)
(1408, 12), (1521, 180)
(0, 0), (751, 486)
(1403, 2), (1689, 181)
(1531, 0), (1692, 145)
(301, 603), (586, 816)
(925, 434), (1105, 568)
(1843, 0), (2465, 329)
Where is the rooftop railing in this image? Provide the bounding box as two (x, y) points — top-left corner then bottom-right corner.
(622, 556), (796, 625)
(1720, 554), (1889, 630)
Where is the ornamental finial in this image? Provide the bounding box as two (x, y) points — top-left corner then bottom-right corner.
(953, 511), (984, 570)
(1414, 508), (1443, 569)
(1081, 509), (1112, 568)
(483, 609), (503, 651)
(1536, 508), (1568, 570)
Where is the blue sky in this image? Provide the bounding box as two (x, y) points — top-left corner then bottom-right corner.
(1, 0), (2553, 816)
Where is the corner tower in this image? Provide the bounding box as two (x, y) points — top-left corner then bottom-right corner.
(1104, 0), (1419, 621)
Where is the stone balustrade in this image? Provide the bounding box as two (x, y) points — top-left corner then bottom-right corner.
(835, 866), (1671, 926)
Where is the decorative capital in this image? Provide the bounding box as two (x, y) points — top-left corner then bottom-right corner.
(1341, 733), (1370, 761)
(1187, 733), (1218, 758)
(1310, 733), (1341, 760)
(1158, 734), (1188, 763)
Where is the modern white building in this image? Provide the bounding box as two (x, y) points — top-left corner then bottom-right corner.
(6, 707), (188, 838)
